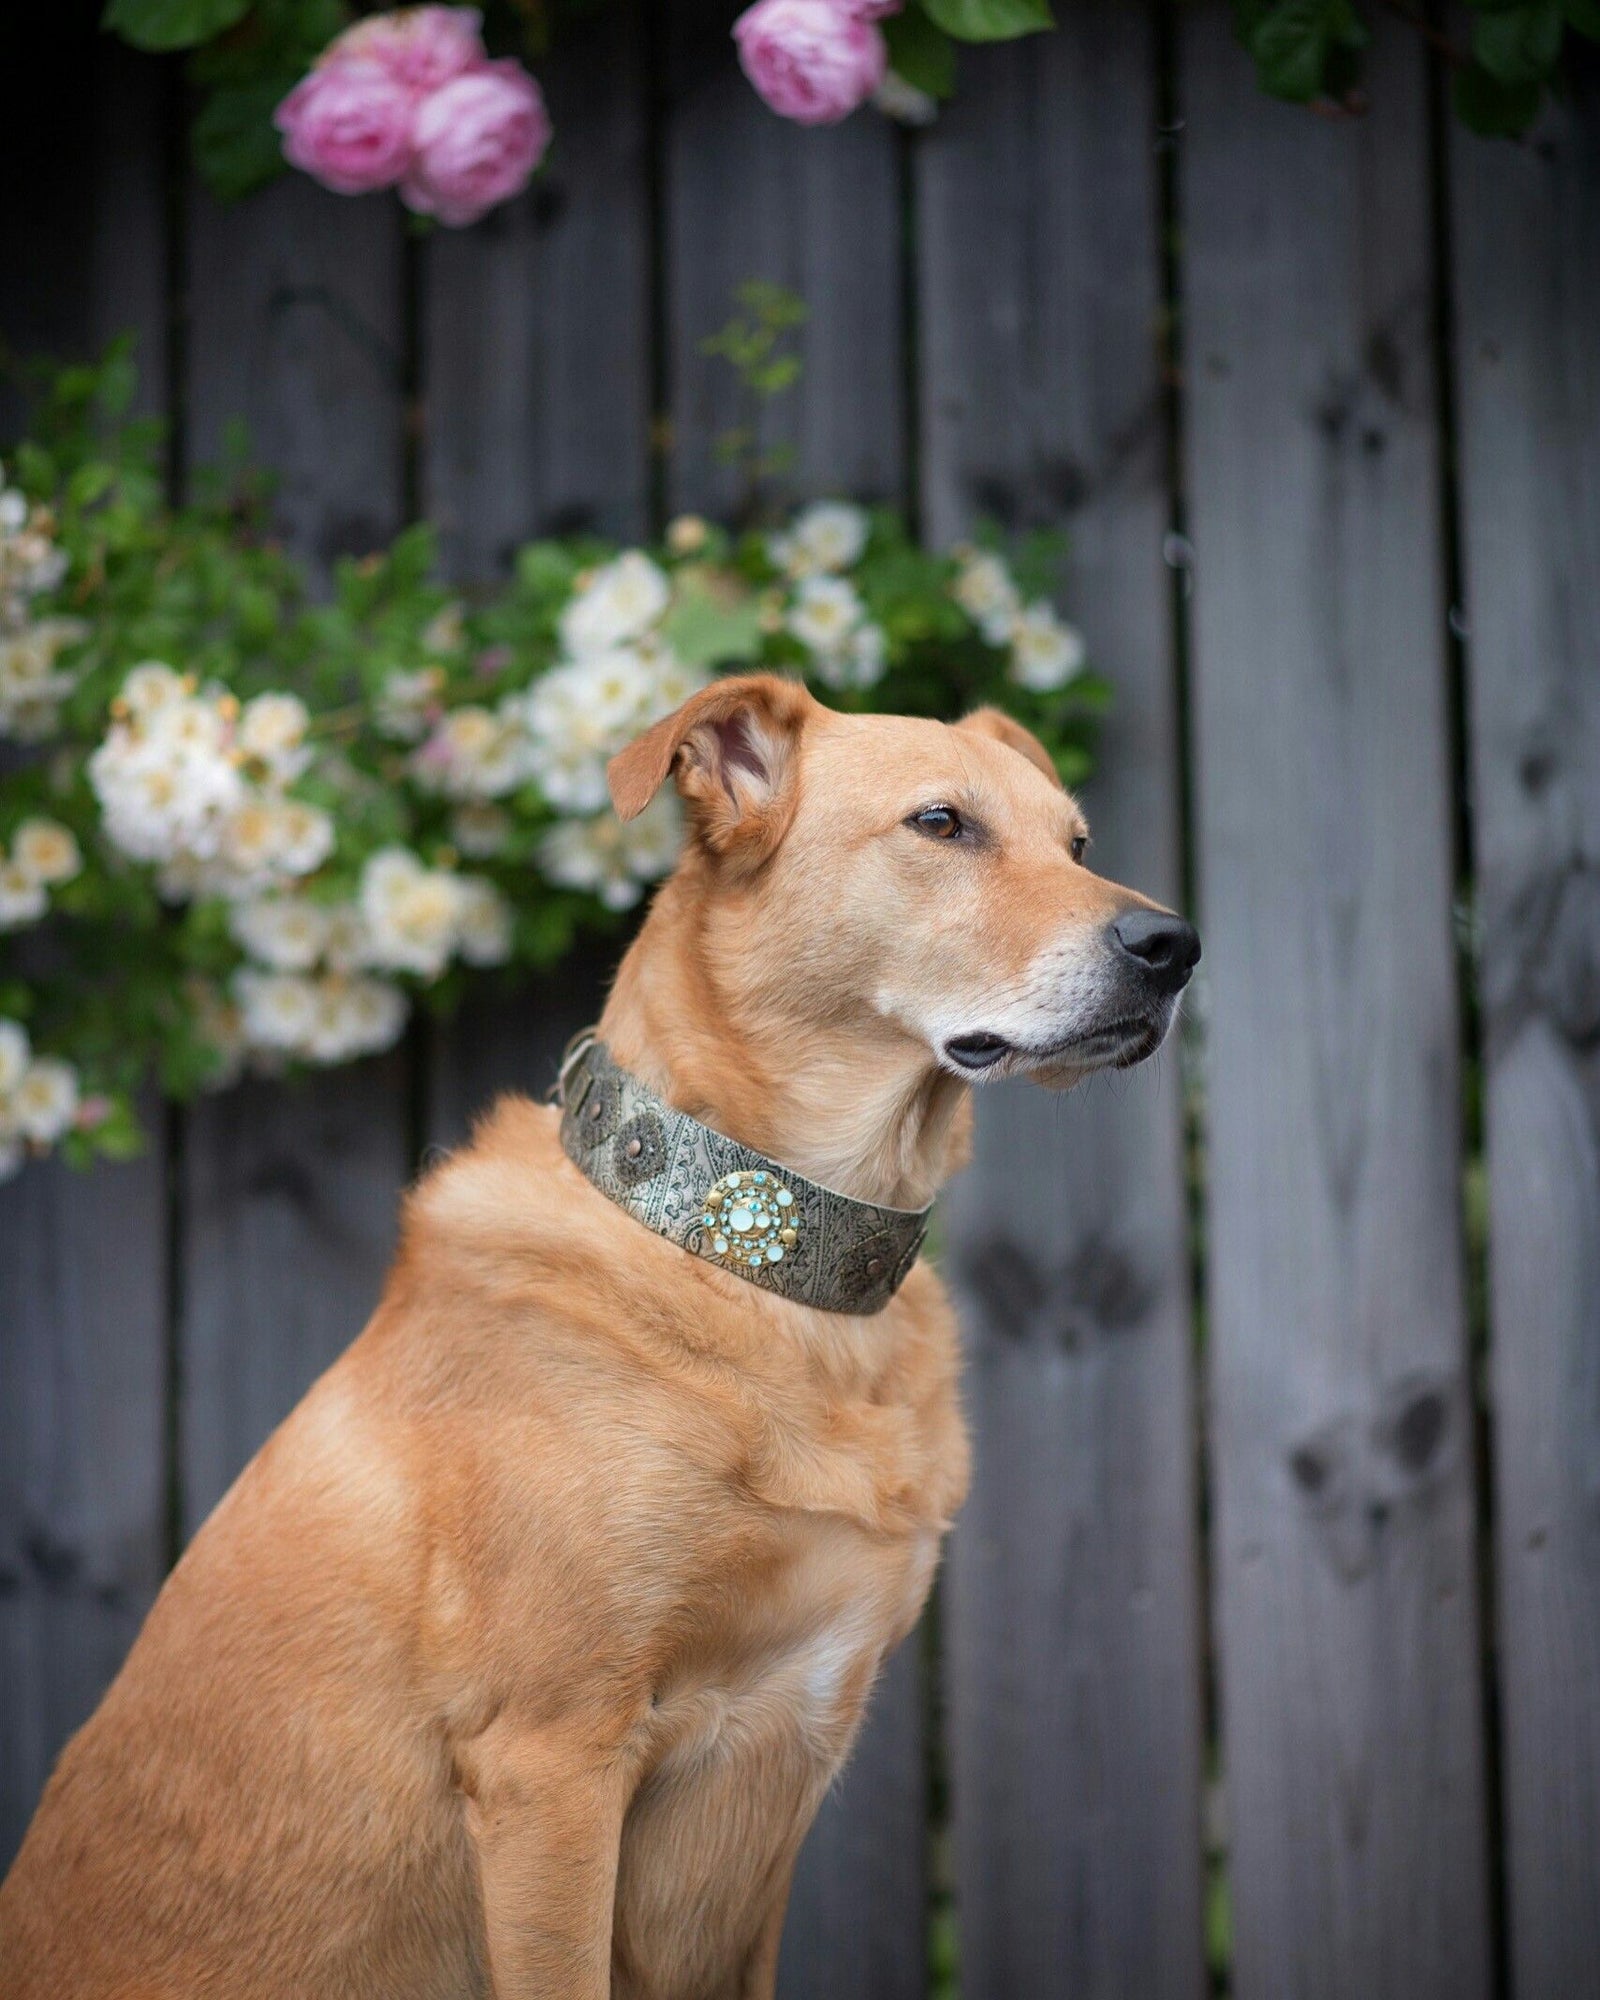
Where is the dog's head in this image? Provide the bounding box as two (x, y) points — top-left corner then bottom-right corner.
(609, 674), (1198, 1089)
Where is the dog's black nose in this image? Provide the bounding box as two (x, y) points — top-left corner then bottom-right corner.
(1112, 909), (1201, 994)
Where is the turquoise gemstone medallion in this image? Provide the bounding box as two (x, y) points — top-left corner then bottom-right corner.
(699, 1168), (800, 1272)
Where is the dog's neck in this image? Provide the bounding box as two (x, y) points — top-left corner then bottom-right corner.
(597, 877), (970, 1212)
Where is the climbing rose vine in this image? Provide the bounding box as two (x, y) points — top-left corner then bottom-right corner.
(0, 352), (1104, 1181)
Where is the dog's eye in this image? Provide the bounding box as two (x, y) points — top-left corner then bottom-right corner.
(910, 805), (963, 841)
(1070, 834), (1089, 864)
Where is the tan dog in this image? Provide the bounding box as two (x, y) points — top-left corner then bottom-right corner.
(0, 676), (1197, 1999)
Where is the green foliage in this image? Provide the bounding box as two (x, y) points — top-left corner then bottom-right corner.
(1235, 0), (1369, 102)
(884, 6), (959, 95)
(920, 0), (1054, 40)
(699, 281), (810, 516)
(1236, 0), (1589, 130)
(97, 0), (1590, 201)
(0, 346), (1102, 1178)
(103, 0), (251, 51)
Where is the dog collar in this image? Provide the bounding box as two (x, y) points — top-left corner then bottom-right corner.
(557, 1036), (930, 1316)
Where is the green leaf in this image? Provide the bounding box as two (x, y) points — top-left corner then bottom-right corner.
(1241, 0), (1370, 102)
(103, 0), (251, 52)
(921, 0), (1052, 42)
(1471, 0), (1564, 77)
(1567, 0), (1600, 38)
(659, 572), (765, 668)
(192, 78), (292, 199)
(884, 6), (958, 94)
(1452, 58), (1545, 130)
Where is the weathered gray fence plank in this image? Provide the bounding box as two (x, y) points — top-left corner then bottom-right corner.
(665, 0), (906, 518)
(419, 12), (648, 1167)
(180, 182), (411, 1531)
(1180, 13), (1491, 1996)
(917, 11), (1206, 1996)
(1450, 72), (1600, 2000)
(0, 11), (171, 1869)
(663, 12), (926, 1993)
(423, 5), (652, 574)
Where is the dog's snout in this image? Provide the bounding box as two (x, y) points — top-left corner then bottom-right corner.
(1111, 909), (1201, 994)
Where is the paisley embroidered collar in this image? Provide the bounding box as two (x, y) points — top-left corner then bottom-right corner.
(556, 1036), (930, 1316)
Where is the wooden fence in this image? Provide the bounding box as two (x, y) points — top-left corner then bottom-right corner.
(2, 4), (1597, 1995)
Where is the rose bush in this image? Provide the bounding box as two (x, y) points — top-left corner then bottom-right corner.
(0, 351), (1105, 1181)
(734, 0), (892, 126)
(273, 5), (548, 224)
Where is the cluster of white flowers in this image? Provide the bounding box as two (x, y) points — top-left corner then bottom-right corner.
(0, 470), (83, 741)
(539, 792), (683, 912)
(232, 970), (410, 1070)
(952, 546), (1086, 693)
(87, 665), (335, 899)
(219, 847), (513, 1068)
(0, 817), (82, 932)
(0, 1018), (81, 1181)
(512, 551), (704, 905)
(768, 503), (890, 691)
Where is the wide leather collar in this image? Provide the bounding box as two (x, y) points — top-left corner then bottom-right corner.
(557, 1036), (930, 1316)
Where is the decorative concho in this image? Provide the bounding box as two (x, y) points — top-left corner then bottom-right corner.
(697, 1169), (801, 1273)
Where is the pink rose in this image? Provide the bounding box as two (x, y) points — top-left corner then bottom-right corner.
(332, 6), (485, 92)
(274, 59), (418, 195)
(400, 62), (551, 226)
(733, 0), (888, 126)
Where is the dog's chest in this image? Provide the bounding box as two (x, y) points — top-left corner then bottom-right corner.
(613, 1524), (941, 1997)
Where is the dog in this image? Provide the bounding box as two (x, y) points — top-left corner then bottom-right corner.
(0, 674), (1198, 1998)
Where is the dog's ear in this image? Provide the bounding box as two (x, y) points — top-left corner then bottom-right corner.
(956, 707), (1063, 789)
(608, 674), (817, 865)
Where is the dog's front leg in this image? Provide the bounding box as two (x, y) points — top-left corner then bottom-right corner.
(461, 1716), (631, 2000)
(737, 1850), (800, 2000)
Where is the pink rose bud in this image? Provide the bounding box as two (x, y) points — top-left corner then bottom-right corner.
(275, 59), (418, 195)
(733, 0), (889, 126)
(400, 61), (551, 227)
(331, 6), (486, 92)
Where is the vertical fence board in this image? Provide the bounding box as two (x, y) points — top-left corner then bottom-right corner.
(1180, 14), (1491, 1996)
(665, 0), (905, 517)
(0, 9), (170, 1867)
(1451, 73), (1600, 1999)
(421, 12), (651, 1145)
(918, 12), (1205, 1998)
(424, 5), (652, 575)
(664, 9), (924, 1994)
(180, 183), (410, 1530)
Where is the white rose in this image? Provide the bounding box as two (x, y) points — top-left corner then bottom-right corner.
(787, 575), (866, 658)
(772, 502), (869, 579)
(520, 650), (657, 814)
(270, 800), (336, 878)
(558, 552), (671, 657)
(359, 847), (463, 979)
(303, 976), (408, 1064)
(0, 857), (48, 930)
(230, 897), (329, 972)
(10, 1056), (79, 1143)
(11, 817), (81, 887)
(119, 662), (187, 716)
(810, 620), (888, 691)
(237, 693), (312, 783)
(953, 553), (1022, 644)
(234, 970), (321, 1053)
(538, 793), (682, 911)
(1008, 602), (1087, 692)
